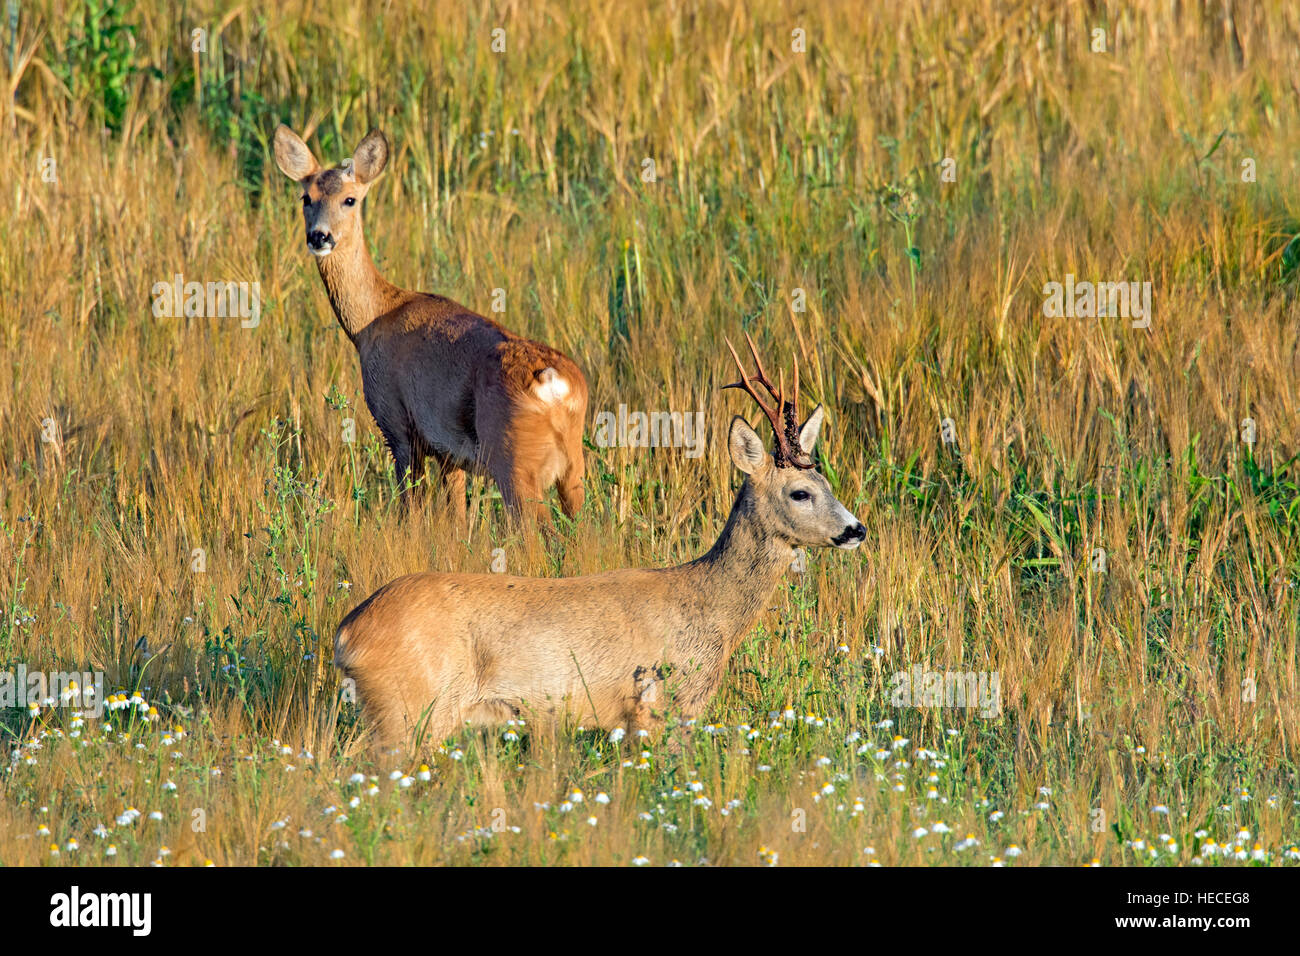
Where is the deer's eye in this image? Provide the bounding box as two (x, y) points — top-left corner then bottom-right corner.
(343, 196), (357, 206)
(301, 195), (310, 206)
(790, 490), (811, 502)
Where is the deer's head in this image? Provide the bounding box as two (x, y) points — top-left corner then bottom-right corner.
(724, 335), (865, 551)
(273, 126), (389, 258)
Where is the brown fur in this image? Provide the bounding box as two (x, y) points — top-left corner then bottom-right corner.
(335, 405), (866, 749)
(274, 125), (588, 522)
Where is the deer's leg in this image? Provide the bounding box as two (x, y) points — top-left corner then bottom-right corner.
(475, 393), (550, 524)
(416, 708), (463, 752)
(360, 689), (409, 755)
(406, 436), (428, 501)
(487, 458), (547, 525)
(488, 464), (521, 519)
(474, 394), (519, 522)
(445, 467), (468, 526)
(557, 439), (585, 518)
(369, 697), (462, 756)
(628, 703), (665, 737)
(379, 426), (416, 501)
(463, 699), (517, 727)
(431, 452), (468, 526)
(510, 462), (549, 524)
(365, 711), (402, 755)
(627, 666), (667, 736)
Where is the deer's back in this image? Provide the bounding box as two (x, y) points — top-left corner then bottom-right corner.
(354, 294), (587, 463)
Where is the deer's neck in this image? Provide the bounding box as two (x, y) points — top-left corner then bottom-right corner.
(678, 481), (793, 658)
(314, 234), (403, 341)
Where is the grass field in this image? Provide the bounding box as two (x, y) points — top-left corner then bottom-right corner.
(1, 0), (1298, 867)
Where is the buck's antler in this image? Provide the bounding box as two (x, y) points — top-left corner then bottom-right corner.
(722, 332), (814, 469)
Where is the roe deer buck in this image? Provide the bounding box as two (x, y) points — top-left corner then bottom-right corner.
(273, 125), (588, 522)
(334, 335), (866, 747)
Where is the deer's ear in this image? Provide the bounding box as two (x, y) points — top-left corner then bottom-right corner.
(352, 129), (389, 184)
(273, 125), (320, 181)
(798, 404), (825, 454)
(728, 416), (770, 476)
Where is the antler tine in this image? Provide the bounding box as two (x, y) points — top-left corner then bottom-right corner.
(723, 338), (784, 438)
(742, 331), (783, 404)
(722, 336), (813, 469)
(792, 354), (800, 417)
(780, 353), (813, 468)
(783, 353), (802, 432)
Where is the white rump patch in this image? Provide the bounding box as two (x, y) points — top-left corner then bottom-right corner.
(533, 367), (570, 403)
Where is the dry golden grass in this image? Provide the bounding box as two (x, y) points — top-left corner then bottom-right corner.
(0, 0), (1297, 866)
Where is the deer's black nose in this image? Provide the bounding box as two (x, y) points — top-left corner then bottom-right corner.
(307, 230), (332, 249)
(832, 523), (866, 547)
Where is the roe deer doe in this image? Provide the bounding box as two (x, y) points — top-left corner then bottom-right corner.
(334, 335), (866, 747)
(273, 125), (588, 522)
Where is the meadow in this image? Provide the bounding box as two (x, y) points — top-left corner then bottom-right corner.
(1, 0), (1298, 866)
